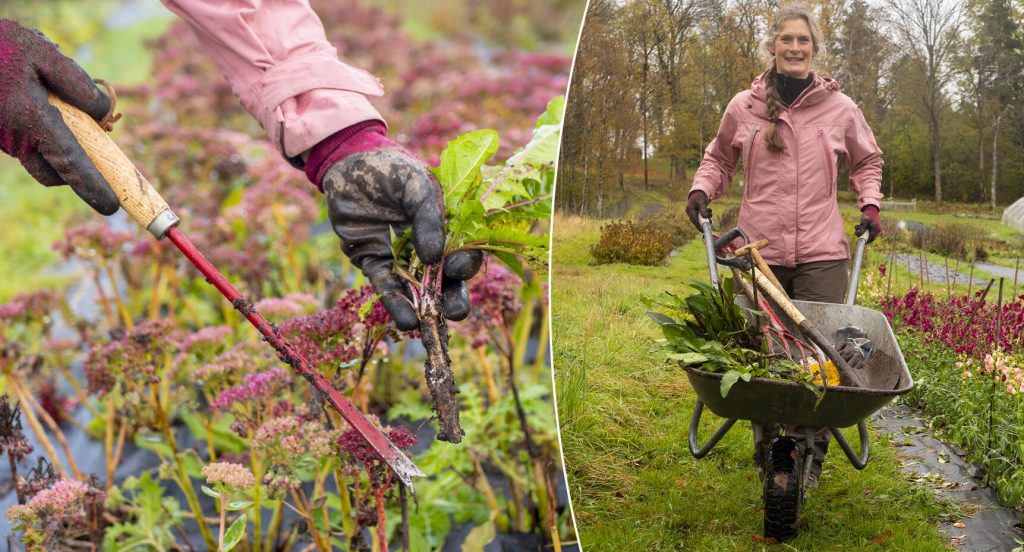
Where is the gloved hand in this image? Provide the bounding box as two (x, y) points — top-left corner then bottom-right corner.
(0, 20), (119, 215)
(685, 190), (712, 231)
(854, 205), (882, 244)
(306, 121), (483, 331)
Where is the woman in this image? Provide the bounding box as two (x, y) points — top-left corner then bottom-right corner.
(684, 4), (883, 486)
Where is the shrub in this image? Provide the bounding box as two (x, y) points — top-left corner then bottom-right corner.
(645, 209), (696, 247)
(907, 221), (980, 260)
(590, 221), (675, 265)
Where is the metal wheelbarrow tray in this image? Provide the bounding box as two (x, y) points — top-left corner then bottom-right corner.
(688, 299), (913, 428)
(686, 297), (914, 470)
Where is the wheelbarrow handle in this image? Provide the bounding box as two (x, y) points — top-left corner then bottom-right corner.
(844, 232), (870, 306)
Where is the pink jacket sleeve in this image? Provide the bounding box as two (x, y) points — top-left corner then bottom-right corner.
(160, 0), (385, 160)
(690, 98), (741, 201)
(845, 107), (883, 210)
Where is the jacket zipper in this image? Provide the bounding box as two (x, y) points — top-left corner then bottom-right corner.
(744, 126), (760, 196)
(818, 129), (833, 197)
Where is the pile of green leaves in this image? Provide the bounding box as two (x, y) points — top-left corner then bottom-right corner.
(648, 278), (811, 397)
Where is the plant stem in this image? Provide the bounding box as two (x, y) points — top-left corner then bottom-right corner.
(154, 386), (217, 549)
(251, 453), (263, 552)
(7, 379), (68, 478)
(104, 396), (116, 492)
(218, 494), (227, 551)
(418, 263), (462, 443)
(477, 348), (501, 405)
(90, 267), (118, 328)
(99, 257), (134, 331)
(15, 380), (83, 479)
(264, 500), (283, 552)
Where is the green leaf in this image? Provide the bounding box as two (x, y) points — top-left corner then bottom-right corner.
(226, 500), (253, 511)
(358, 294), (380, 321)
(435, 129), (499, 205)
(647, 311), (677, 325)
(720, 370), (750, 398)
(536, 96), (565, 127)
(221, 513), (247, 552)
(134, 432), (173, 458)
(508, 123), (560, 167)
(201, 485), (220, 499)
(461, 516), (497, 551)
(667, 352), (708, 365)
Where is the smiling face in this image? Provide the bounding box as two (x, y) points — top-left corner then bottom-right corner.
(770, 18), (814, 79)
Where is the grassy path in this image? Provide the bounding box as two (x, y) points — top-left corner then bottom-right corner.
(552, 214), (954, 551)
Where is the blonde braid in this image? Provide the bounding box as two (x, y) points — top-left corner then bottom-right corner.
(763, 66), (786, 152)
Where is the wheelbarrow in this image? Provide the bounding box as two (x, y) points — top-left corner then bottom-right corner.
(687, 216), (914, 541)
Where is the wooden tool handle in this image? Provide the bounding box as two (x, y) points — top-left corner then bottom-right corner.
(47, 94), (177, 237)
(751, 268), (805, 324)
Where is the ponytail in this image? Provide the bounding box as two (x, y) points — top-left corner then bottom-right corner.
(763, 66), (786, 152)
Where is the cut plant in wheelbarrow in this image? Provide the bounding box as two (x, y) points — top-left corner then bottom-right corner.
(647, 277), (827, 400)
(386, 100), (558, 443)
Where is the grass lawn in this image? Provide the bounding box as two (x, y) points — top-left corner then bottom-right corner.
(552, 213), (955, 550)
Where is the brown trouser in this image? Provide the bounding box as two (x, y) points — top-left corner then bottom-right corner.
(756, 259), (849, 480)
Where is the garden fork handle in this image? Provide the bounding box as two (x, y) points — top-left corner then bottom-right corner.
(46, 94), (180, 238)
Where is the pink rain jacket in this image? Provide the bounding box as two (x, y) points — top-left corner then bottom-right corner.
(690, 72), (883, 267)
(160, 0), (385, 161)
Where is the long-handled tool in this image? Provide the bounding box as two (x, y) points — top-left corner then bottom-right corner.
(700, 220), (863, 387)
(47, 94), (426, 492)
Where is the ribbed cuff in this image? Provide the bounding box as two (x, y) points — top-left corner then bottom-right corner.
(862, 205), (879, 218)
(304, 120), (389, 192)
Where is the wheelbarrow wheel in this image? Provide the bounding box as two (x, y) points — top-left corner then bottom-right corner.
(763, 436), (801, 542)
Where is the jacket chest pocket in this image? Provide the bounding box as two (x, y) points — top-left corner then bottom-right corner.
(817, 129), (835, 197)
(743, 125), (761, 196)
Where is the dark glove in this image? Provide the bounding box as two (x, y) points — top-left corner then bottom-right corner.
(0, 20), (119, 215)
(306, 122), (483, 331)
(685, 190), (711, 231)
(854, 205), (882, 244)
(835, 326), (874, 370)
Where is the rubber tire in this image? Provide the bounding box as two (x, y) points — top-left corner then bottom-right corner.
(763, 436), (802, 542)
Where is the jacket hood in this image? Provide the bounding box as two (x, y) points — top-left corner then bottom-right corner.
(750, 70), (840, 109)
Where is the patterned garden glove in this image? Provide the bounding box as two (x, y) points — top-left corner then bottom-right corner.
(685, 190), (712, 231)
(0, 19), (119, 215)
(855, 205), (882, 244)
(306, 121), (483, 331)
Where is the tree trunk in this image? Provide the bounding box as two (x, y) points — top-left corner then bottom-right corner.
(930, 115), (942, 204)
(977, 94), (985, 202)
(991, 112), (1001, 211)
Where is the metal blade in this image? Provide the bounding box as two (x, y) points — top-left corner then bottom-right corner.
(164, 227), (425, 492)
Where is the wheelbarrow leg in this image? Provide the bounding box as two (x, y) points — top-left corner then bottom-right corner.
(688, 400), (738, 458)
(828, 421), (870, 470)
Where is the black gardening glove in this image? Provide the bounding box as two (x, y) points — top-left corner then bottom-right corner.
(306, 122), (483, 331)
(0, 19), (119, 215)
(685, 190), (712, 231)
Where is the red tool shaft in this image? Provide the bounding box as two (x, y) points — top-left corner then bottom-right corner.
(165, 227), (424, 491)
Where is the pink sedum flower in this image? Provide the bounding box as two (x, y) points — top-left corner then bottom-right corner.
(27, 478), (89, 515)
(202, 462), (255, 490)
